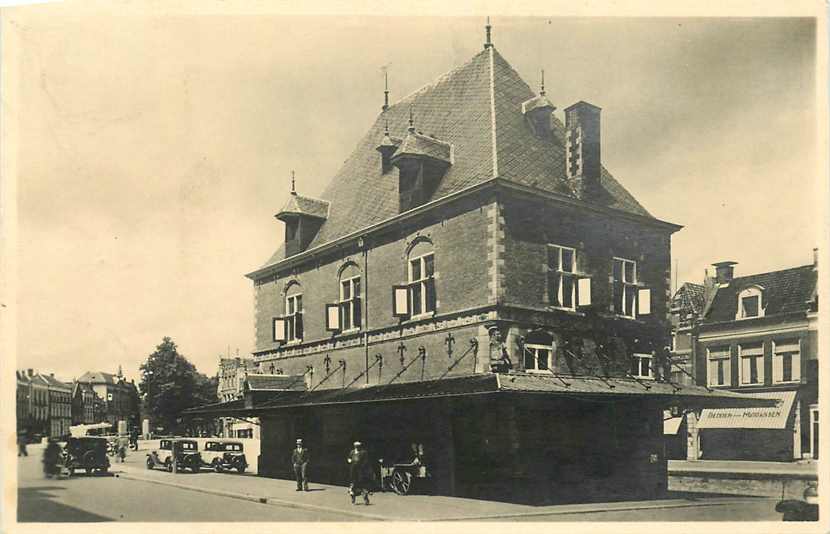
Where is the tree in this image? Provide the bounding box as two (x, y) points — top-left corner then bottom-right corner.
(139, 337), (216, 434)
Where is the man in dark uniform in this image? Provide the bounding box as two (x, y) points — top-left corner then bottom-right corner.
(347, 441), (371, 505)
(291, 438), (310, 491)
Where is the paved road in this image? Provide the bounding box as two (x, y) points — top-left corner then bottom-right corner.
(17, 451), (359, 522)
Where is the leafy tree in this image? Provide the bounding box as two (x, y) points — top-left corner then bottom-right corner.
(139, 337), (217, 434)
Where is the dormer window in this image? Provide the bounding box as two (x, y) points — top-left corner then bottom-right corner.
(737, 285), (764, 319)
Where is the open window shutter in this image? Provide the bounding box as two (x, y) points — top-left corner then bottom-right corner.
(393, 285), (410, 317)
(273, 317), (287, 342)
(637, 288), (651, 315)
(577, 277), (592, 307)
(326, 304), (341, 332)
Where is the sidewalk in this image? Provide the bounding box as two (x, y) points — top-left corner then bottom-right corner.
(113, 461), (771, 521)
(669, 460), (818, 478)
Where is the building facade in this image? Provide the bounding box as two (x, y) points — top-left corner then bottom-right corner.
(71, 381), (101, 425)
(41, 373), (73, 438)
(188, 27), (768, 504)
(217, 356), (261, 437)
(687, 258), (820, 461)
(77, 369), (140, 429)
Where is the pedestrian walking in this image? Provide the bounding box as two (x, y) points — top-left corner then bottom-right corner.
(17, 432), (28, 457)
(347, 441), (371, 505)
(291, 438), (310, 491)
(129, 427), (139, 451)
(42, 439), (61, 478)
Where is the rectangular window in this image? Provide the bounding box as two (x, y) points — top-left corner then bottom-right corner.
(409, 253), (436, 317)
(707, 346), (731, 387)
(612, 257), (638, 317)
(739, 343), (764, 385)
(340, 277), (362, 331)
(773, 339), (801, 383)
(741, 295), (759, 317)
(547, 245), (578, 309)
(286, 294), (303, 342)
(631, 353), (654, 379)
(524, 345), (552, 372)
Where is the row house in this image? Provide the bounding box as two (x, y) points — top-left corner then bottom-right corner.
(16, 370), (72, 439)
(71, 381), (102, 425)
(688, 257), (820, 462)
(187, 24), (768, 504)
(41, 373), (73, 439)
(77, 368), (140, 429)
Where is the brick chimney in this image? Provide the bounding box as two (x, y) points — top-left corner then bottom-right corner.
(712, 261), (737, 284)
(564, 101), (602, 200)
(27, 369), (33, 377)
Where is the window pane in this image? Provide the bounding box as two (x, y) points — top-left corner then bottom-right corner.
(562, 275), (574, 308)
(549, 273), (562, 307)
(783, 354), (792, 382)
(342, 281), (351, 300)
(424, 255), (435, 277)
(425, 278), (436, 312)
(295, 313), (303, 339)
(524, 348), (535, 370)
(547, 247), (560, 270)
(612, 259), (622, 282)
(742, 296), (759, 317)
(288, 298), (295, 315)
(642, 357), (651, 377)
(631, 357), (639, 376)
(295, 296), (302, 312)
(537, 350), (549, 370)
(287, 316), (295, 341)
(624, 261), (635, 283)
(353, 297), (362, 328)
(717, 360), (725, 385)
(561, 249), (574, 272)
(353, 278), (361, 297)
(625, 286), (636, 316)
(411, 284), (422, 315)
(750, 356), (758, 383)
(741, 357), (751, 384)
(410, 259), (421, 281)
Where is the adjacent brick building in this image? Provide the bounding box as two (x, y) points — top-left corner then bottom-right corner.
(77, 369), (140, 429)
(188, 26), (768, 504)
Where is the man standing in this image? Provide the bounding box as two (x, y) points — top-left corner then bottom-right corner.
(347, 441), (371, 505)
(291, 438), (309, 491)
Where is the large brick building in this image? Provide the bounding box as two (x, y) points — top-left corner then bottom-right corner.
(188, 26), (767, 504)
(77, 369), (139, 429)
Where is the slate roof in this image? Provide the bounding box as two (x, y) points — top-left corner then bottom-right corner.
(256, 47), (653, 274)
(38, 374), (72, 390)
(245, 374), (308, 392)
(184, 372), (773, 416)
(702, 265), (817, 324)
(275, 193), (330, 221)
(671, 282), (706, 316)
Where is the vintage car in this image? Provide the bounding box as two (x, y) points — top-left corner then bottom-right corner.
(146, 438), (201, 473)
(63, 436), (111, 475)
(776, 483), (819, 521)
(201, 440), (248, 473)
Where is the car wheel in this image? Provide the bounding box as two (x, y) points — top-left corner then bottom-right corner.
(237, 465), (246, 474)
(165, 459), (172, 472)
(146, 457), (153, 470)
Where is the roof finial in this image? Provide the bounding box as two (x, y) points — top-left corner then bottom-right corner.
(484, 16), (492, 49)
(540, 69), (546, 96)
(290, 170), (296, 195)
(384, 117), (390, 135)
(408, 105), (415, 132)
(382, 69), (389, 112)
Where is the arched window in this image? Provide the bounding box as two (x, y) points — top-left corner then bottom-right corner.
(737, 285), (764, 319)
(408, 240), (436, 316)
(524, 331), (554, 372)
(339, 263), (362, 331)
(285, 282), (303, 342)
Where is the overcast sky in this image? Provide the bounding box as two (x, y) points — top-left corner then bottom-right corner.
(7, 6), (819, 382)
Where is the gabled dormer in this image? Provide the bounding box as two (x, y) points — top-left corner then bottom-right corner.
(390, 110), (452, 213)
(275, 172), (329, 258)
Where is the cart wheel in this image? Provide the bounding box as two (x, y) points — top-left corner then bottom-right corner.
(146, 457), (153, 470)
(391, 470), (412, 495)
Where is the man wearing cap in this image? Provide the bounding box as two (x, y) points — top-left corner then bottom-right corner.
(291, 438), (310, 491)
(346, 441), (371, 505)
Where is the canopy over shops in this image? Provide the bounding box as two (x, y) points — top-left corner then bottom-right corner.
(183, 372), (776, 418)
(696, 390), (797, 430)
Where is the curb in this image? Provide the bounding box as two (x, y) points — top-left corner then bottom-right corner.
(116, 471), (393, 521)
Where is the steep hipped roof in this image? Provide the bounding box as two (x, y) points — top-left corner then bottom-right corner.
(257, 47), (653, 273)
(671, 282), (706, 316)
(703, 265), (817, 324)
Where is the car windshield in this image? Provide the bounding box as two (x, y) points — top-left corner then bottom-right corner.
(180, 442), (197, 450)
(205, 442), (220, 450)
(223, 443), (242, 452)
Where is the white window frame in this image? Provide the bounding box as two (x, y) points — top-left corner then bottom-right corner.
(547, 244), (578, 310)
(707, 346), (731, 387)
(285, 293), (303, 343)
(738, 342), (765, 386)
(612, 257), (638, 318)
(408, 252), (436, 318)
(772, 339), (801, 384)
(339, 275), (362, 332)
(809, 404), (819, 459)
(631, 353), (654, 380)
(736, 286), (765, 320)
(524, 343), (554, 373)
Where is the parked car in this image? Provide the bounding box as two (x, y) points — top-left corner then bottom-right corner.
(62, 436), (111, 475)
(201, 440), (248, 473)
(776, 483), (819, 521)
(146, 438), (201, 473)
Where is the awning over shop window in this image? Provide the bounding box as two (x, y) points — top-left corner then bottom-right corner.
(664, 411), (684, 435)
(696, 390), (797, 430)
(183, 372), (776, 418)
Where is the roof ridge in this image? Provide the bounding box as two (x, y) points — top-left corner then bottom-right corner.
(731, 264), (814, 282)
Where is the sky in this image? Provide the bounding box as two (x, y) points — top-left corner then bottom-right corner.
(6, 5), (821, 383)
